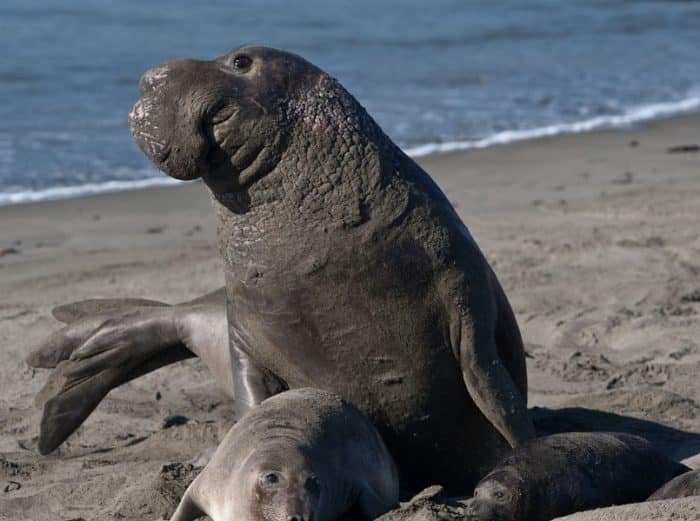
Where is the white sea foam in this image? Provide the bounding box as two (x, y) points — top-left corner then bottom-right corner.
(404, 95), (700, 157)
(0, 176), (180, 206)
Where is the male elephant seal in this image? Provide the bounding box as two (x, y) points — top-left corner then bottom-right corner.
(463, 432), (689, 521)
(29, 45), (534, 491)
(170, 388), (399, 521)
(647, 468), (699, 501)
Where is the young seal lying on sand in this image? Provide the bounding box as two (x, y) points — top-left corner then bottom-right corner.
(463, 432), (689, 521)
(170, 388), (399, 521)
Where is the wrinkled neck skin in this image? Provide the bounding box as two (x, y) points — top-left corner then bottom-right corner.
(205, 74), (415, 266)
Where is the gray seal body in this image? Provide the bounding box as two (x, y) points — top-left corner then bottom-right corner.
(464, 432), (689, 521)
(169, 388), (399, 521)
(128, 45), (534, 492)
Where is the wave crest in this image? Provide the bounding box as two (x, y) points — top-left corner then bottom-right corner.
(405, 95), (700, 157)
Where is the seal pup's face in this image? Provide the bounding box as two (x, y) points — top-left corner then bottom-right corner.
(464, 470), (524, 521)
(129, 46), (321, 190)
(242, 447), (321, 521)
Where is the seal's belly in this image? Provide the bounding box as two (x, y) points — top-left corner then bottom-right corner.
(224, 242), (502, 490)
(227, 262), (460, 415)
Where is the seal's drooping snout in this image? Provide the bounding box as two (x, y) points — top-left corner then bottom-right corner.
(129, 47), (322, 188)
(129, 59), (214, 180)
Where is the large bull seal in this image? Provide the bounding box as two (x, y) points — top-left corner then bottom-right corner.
(169, 388), (399, 521)
(29, 46), (534, 492)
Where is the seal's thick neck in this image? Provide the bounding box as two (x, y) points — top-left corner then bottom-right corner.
(208, 74), (406, 229)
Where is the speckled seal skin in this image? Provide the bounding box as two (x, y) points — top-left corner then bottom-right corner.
(647, 468), (700, 501)
(30, 45), (534, 492)
(169, 388), (399, 521)
(464, 432), (690, 521)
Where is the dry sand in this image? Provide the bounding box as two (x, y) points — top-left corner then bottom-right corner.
(0, 115), (699, 520)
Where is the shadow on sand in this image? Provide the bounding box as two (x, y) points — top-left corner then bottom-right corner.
(532, 406), (700, 461)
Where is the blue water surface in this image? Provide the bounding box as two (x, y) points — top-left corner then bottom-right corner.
(1, 0), (699, 203)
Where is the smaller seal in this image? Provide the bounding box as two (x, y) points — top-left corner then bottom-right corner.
(463, 432), (688, 521)
(170, 388), (399, 521)
(647, 468), (700, 501)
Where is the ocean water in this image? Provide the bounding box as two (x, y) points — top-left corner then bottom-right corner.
(1, 0), (699, 205)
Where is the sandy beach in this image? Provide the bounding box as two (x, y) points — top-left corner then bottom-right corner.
(1, 114), (699, 520)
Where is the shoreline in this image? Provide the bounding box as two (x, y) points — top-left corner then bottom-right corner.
(1, 111), (699, 210)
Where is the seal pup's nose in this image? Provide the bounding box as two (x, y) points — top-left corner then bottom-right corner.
(139, 65), (171, 94)
(287, 515), (307, 521)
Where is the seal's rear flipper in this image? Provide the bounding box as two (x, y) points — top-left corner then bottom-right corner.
(26, 326), (88, 369)
(37, 345), (193, 454)
(169, 488), (206, 521)
(26, 298), (171, 369)
(52, 298), (169, 324)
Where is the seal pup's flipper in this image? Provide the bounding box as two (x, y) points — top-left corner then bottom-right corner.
(36, 344), (193, 454)
(169, 486), (206, 521)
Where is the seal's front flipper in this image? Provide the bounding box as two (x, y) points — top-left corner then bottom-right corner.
(453, 275), (535, 448)
(458, 319), (534, 447)
(52, 298), (169, 324)
(37, 345), (193, 454)
(169, 487), (206, 521)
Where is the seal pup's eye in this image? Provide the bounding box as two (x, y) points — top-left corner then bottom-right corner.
(260, 472), (281, 486)
(306, 476), (321, 494)
(492, 490), (506, 500)
(232, 55), (253, 71)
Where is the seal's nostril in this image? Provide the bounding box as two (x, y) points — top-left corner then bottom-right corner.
(287, 516), (305, 521)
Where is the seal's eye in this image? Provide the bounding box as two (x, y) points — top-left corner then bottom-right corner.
(232, 55), (252, 70)
(306, 476), (321, 494)
(492, 490), (505, 500)
(260, 472), (280, 486)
